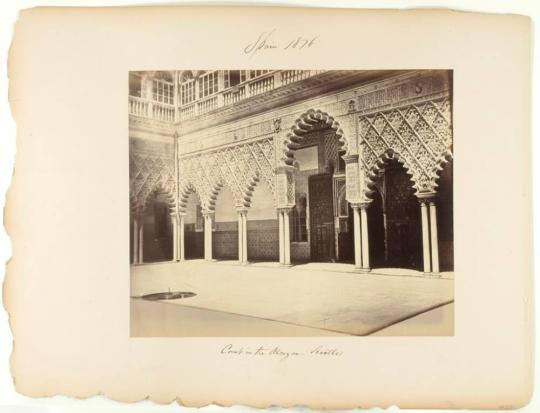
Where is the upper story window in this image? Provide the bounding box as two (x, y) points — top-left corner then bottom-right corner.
(152, 72), (174, 105)
(235, 70), (271, 84)
(249, 70), (270, 79)
(224, 70), (241, 89)
(180, 71), (196, 105)
(198, 71), (219, 99)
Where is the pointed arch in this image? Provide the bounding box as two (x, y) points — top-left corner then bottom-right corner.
(178, 182), (202, 214)
(140, 183), (176, 215)
(363, 149), (419, 199)
(281, 109), (349, 166)
(238, 171), (262, 209)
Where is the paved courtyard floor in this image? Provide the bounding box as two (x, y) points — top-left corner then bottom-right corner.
(130, 260), (454, 337)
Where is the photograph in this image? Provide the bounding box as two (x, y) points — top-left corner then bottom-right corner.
(129, 69), (454, 337)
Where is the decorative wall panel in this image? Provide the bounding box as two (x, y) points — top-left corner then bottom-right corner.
(129, 139), (175, 214)
(359, 97), (452, 197)
(178, 137), (276, 213)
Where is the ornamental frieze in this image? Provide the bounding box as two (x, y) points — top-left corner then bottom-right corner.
(356, 73), (451, 114)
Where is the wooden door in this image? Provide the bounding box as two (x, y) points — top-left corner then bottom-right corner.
(308, 173), (335, 262)
(385, 163), (422, 270)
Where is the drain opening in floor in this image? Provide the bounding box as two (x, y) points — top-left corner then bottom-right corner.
(142, 291), (197, 300)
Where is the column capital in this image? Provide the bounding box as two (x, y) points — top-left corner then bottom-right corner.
(277, 206), (294, 214)
(236, 207), (249, 215)
(350, 201), (371, 210)
(417, 193), (436, 205)
(201, 210), (215, 218)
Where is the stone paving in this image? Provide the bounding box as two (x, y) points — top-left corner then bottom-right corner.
(131, 260), (454, 336)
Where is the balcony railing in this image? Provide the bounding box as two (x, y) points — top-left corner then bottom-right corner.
(129, 96), (149, 117)
(152, 102), (175, 122)
(129, 70), (327, 123)
(129, 96), (175, 122)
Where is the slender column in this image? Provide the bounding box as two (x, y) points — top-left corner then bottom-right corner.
(171, 215), (178, 261)
(283, 209), (291, 265)
(138, 218), (144, 264)
(278, 210), (285, 264)
(420, 201), (431, 273)
(429, 201), (440, 273)
(360, 205), (370, 271)
(179, 214), (185, 261)
(133, 217), (139, 264)
(352, 205), (362, 269)
(238, 211), (243, 262)
(204, 212), (213, 261)
(242, 212), (248, 263)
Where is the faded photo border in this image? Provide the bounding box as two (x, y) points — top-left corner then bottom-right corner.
(4, 6), (533, 409)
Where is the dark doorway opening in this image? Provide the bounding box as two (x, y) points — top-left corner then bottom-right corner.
(367, 188), (386, 268)
(308, 173), (335, 262)
(436, 160), (454, 271)
(384, 160), (422, 270)
(368, 160), (423, 270)
(143, 192), (173, 263)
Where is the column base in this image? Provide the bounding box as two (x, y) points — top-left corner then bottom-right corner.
(279, 263), (293, 267)
(423, 272), (441, 278)
(354, 267), (371, 273)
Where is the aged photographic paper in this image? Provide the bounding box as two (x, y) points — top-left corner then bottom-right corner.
(4, 6), (532, 409)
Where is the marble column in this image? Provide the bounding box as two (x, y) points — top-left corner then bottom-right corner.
(420, 200), (431, 273)
(429, 201), (440, 274)
(283, 209), (291, 265)
(278, 208), (291, 265)
(203, 212), (213, 261)
(360, 204), (370, 271)
(278, 210), (285, 264)
(237, 209), (248, 264)
(179, 214), (185, 261)
(352, 205), (362, 269)
(171, 214), (178, 262)
(242, 211), (248, 264)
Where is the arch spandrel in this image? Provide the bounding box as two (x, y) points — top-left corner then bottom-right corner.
(129, 150), (175, 214)
(359, 97), (453, 197)
(178, 137), (278, 211)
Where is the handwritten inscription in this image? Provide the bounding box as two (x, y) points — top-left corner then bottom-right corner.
(220, 344), (342, 362)
(244, 29), (318, 58)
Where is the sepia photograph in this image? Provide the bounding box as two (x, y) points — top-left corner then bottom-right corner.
(3, 3), (533, 409)
(129, 69), (454, 337)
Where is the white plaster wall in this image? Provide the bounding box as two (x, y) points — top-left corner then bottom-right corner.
(214, 186), (236, 222)
(247, 181), (276, 221)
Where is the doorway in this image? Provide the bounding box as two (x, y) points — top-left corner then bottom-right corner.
(308, 173), (335, 262)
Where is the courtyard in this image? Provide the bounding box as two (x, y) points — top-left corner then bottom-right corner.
(130, 260), (454, 337)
